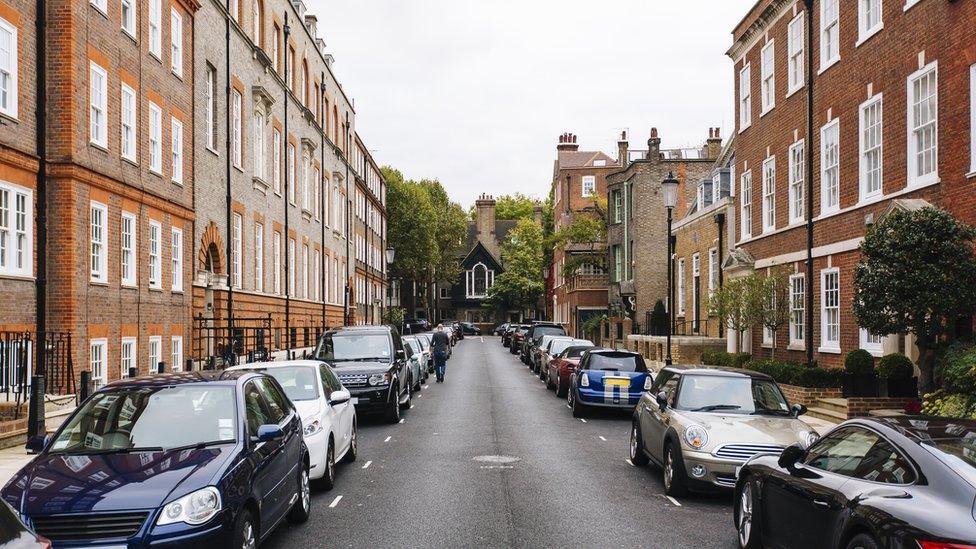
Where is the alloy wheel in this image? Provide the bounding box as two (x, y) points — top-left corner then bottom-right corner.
(241, 520), (256, 549)
(738, 483), (753, 547)
(664, 449), (674, 489)
(327, 444), (335, 483)
(630, 426), (639, 460)
(300, 468), (310, 513)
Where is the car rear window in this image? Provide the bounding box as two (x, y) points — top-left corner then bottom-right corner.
(562, 345), (594, 359)
(923, 438), (976, 488)
(588, 353), (647, 373)
(533, 326), (566, 338)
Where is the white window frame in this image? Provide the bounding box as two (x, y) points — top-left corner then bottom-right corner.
(788, 140), (804, 224)
(302, 153), (311, 210)
(171, 117), (183, 184)
(677, 258), (686, 316)
(821, 119), (840, 214)
(90, 201), (107, 283)
(0, 182), (32, 277)
(820, 268), (841, 353)
(820, 0), (840, 71)
(787, 12), (804, 95)
(313, 249), (320, 301)
(149, 0), (161, 59)
(121, 0), (136, 38)
(90, 339), (107, 388)
(789, 274), (805, 348)
(708, 248), (718, 297)
(288, 238), (296, 295)
(465, 262), (494, 299)
(740, 170), (752, 240)
(206, 65), (217, 153)
(232, 213), (242, 289)
(859, 93), (884, 201)
(302, 244), (309, 299)
(171, 226), (182, 292)
(857, 0), (883, 45)
(254, 109), (266, 181)
(581, 176), (596, 198)
(149, 101), (162, 174)
(148, 220), (161, 289)
(254, 222), (264, 292)
(761, 156), (776, 233)
(170, 9), (183, 77)
(273, 129), (282, 194)
(120, 212), (136, 287)
(148, 335), (161, 374)
(273, 231), (281, 294)
(89, 61), (108, 148)
(859, 329), (886, 357)
(760, 40), (775, 115)
(232, 90), (243, 168)
(120, 84), (137, 162)
(287, 144), (296, 204)
(91, 0), (107, 15)
(739, 63), (752, 132)
(171, 336), (183, 372)
(0, 17), (18, 119)
(907, 61), (939, 188)
(120, 337), (136, 379)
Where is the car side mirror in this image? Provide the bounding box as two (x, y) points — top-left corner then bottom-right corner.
(330, 390), (351, 406)
(778, 443), (805, 471)
(656, 391), (668, 410)
(792, 403), (807, 417)
(255, 424), (285, 443)
(26, 435), (49, 454)
(395, 349), (406, 361)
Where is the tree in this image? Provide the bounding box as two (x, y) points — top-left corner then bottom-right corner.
(470, 193), (539, 221)
(853, 207), (976, 393)
(709, 276), (762, 353)
(758, 268), (791, 358)
(486, 218), (545, 315)
(550, 197), (608, 277)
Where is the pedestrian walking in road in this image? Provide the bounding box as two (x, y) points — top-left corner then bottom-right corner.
(431, 324), (450, 382)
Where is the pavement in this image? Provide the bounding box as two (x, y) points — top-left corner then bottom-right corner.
(0, 446), (34, 486)
(262, 336), (738, 549)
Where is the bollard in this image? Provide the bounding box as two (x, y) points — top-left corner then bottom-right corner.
(79, 371), (92, 403)
(157, 361), (165, 374)
(128, 367), (137, 379)
(186, 358), (193, 372)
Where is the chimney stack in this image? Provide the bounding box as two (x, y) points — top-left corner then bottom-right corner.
(533, 204), (544, 226)
(475, 194), (498, 255)
(706, 127), (722, 159)
(557, 132), (580, 152)
(647, 127), (661, 163)
(617, 130), (629, 169)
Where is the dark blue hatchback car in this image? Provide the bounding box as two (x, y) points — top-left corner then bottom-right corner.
(1, 371), (310, 548)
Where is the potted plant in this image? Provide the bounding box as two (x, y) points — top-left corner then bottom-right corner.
(876, 353), (918, 398)
(843, 349), (879, 397)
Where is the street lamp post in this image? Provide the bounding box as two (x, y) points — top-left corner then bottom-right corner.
(662, 172), (679, 366)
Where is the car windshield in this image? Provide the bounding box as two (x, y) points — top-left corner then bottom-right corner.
(255, 366), (319, 402)
(533, 326), (566, 338)
(922, 437), (976, 488)
(315, 333), (391, 361)
(552, 340), (592, 356)
(48, 386), (238, 454)
(675, 375), (790, 414)
(588, 353), (647, 373)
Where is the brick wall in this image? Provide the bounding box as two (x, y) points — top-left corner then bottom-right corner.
(778, 383), (843, 407)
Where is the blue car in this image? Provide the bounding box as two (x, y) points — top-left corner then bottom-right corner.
(2, 371), (311, 548)
(568, 349), (652, 417)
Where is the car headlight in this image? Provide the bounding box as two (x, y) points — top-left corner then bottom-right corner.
(304, 419), (323, 437)
(643, 377), (653, 390)
(157, 486), (221, 526)
(684, 425), (709, 450)
(800, 430), (819, 449)
(580, 373), (590, 387)
(368, 373), (391, 386)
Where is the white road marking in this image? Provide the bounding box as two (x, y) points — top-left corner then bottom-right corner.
(384, 436), (391, 442)
(417, 394), (422, 398)
(579, 418), (587, 423)
(599, 436), (607, 441)
(625, 459), (635, 467)
(423, 385), (429, 389)
(362, 461), (372, 469)
(329, 495), (343, 508)
(398, 419), (405, 424)
(666, 496), (682, 507)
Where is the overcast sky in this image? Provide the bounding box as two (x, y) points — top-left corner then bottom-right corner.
(309, 0), (755, 209)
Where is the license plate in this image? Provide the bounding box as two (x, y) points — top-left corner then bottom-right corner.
(605, 378), (630, 388)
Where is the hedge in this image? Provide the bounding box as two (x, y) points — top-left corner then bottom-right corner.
(938, 343), (976, 394)
(743, 359), (844, 389)
(922, 390), (976, 420)
(699, 349), (751, 369)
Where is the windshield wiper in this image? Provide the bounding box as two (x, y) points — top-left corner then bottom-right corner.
(751, 409), (791, 416)
(54, 446), (165, 455)
(692, 404), (742, 412)
(165, 440), (235, 453)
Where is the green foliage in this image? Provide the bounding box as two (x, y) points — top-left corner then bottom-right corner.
(744, 359), (844, 389)
(382, 307), (405, 329)
(844, 349), (876, 375)
(550, 197), (609, 278)
(758, 268), (792, 357)
(709, 275), (765, 352)
(580, 315), (607, 341)
(853, 207), (976, 392)
(383, 167), (438, 282)
(876, 353), (915, 380)
(938, 343), (976, 394)
(469, 193), (540, 221)
(649, 300), (668, 336)
(699, 349), (751, 368)
(485, 218), (545, 311)
(922, 390), (976, 419)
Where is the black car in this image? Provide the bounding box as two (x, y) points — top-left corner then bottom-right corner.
(493, 323), (509, 336)
(313, 326), (411, 423)
(734, 416), (976, 549)
(502, 325), (518, 347)
(460, 322), (482, 336)
(520, 322), (567, 365)
(402, 318), (431, 334)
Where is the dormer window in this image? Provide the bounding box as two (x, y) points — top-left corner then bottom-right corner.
(593, 159), (607, 167)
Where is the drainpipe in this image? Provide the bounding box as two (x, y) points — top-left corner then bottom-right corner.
(283, 14), (291, 350)
(804, 0), (815, 368)
(343, 118), (350, 325)
(224, 3), (234, 348)
(320, 76), (326, 330)
(29, 0), (48, 439)
(715, 212), (725, 338)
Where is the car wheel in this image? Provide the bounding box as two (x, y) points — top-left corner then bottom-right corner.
(287, 464), (312, 524)
(570, 388), (586, 418)
(385, 395), (401, 424)
(315, 441), (336, 491)
(556, 376), (567, 398)
(663, 442), (688, 497)
(233, 508), (257, 549)
(342, 421), (358, 463)
(413, 374), (422, 392)
(735, 476), (763, 549)
(846, 534), (880, 549)
(545, 371), (555, 390)
(400, 383), (412, 410)
(630, 423), (649, 466)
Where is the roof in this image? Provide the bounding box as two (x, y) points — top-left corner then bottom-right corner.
(461, 219), (518, 255)
(104, 370), (252, 390)
(227, 360), (323, 370)
(555, 150), (618, 170)
(663, 364), (774, 380)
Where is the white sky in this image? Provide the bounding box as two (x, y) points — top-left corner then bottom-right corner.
(309, 0), (756, 208)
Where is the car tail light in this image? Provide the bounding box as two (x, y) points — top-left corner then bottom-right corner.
(918, 542), (976, 549)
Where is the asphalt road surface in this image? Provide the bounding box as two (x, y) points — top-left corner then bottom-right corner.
(264, 336), (736, 549)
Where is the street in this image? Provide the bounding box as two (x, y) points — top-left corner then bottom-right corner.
(264, 337), (734, 549)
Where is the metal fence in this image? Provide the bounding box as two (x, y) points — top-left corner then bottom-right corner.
(0, 331), (75, 418)
(191, 314), (273, 369)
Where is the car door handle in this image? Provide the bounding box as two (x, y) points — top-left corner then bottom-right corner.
(812, 499), (830, 510)
(643, 405), (654, 413)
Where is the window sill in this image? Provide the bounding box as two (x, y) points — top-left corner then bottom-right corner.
(121, 156), (138, 168)
(172, 178), (184, 187)
(121, 283), (138, 289)
(90, 141), (109, 153)
(818, 56), (840, 76)
(817, 345), (841, 355)
(149, 168), (163, 178)
(761, 342), (773, 349)
(253, 177), (269, 195)
(967, 171), (976, 180)
(862, 346), (884, 358)
(149, 286), (163, 292)
(759, 105), (775, 119)
(0, 111), (19, 125)
(90, 280), (108, 287)
(0, 273), (35, 282)
(206, 146), (219, 157)
(785, 85), (803, 100)
(172, 69), (183, 81)
(906, 175), (940, 190)
(855, 24), (884, 48)
(171, 289), (184, 295)
(903, 0), (921, 13)
(302, 210), (313, 222)
(787, 343), (805, 351)
(738, 122), (752, 135)
(233, 164), (245, 174)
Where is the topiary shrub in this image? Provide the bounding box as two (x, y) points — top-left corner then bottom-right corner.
(844, 349), (875, 375)
(744, 359), (843, 389)
(937, 342), (976, 394)
(877, 353), (915, 380)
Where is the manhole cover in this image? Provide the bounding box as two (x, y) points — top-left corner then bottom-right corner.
(472, 455), (521, 464)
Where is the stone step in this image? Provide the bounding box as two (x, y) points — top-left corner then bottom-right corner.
(807, 406), (847, 424)
(817, 397), (849, 414)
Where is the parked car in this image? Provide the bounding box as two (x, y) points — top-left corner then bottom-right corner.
(227, 360), (357, 489)
(546, 342), (596, 398)
(542, 339), (594, 386)
(734, 416), (976, 549)
(0, 500), (49, 548)
(510, 325), (530, 355)
(414, 333), (435, 374)
(402, 336), (429, 391)
(520, 322), (567, 365)
(402, 318), (431, 334)
(2, 371), (311, 549)
(493, 323), (509, 336)
(502, 325), (519, 348)
(568, 349), (651, 418)
(460, 322), (482, 336)
(630, 365), (818, 497)
(531, 335), (573, 374)
(313, 326), (411, 423)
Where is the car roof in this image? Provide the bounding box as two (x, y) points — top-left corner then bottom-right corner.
(328, 326), (391, 335)
(227, 360), (323, 370)
(853, 415), (976, 442)
(662, 364), (774, 380)
(104, 370), (253, 390)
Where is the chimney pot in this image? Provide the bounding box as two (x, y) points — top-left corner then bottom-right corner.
(651, 127), (658, 138)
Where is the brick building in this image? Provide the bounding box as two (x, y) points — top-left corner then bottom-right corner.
(192, 0), (386, 359)
(606, 128), (721, 331)
(727, 0), (976, 366)
(550, 133), (617, 338)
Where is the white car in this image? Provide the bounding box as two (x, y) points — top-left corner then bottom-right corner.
(227, 360), (357, 489)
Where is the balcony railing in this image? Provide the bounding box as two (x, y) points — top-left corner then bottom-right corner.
(567, 273), (609, 292)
